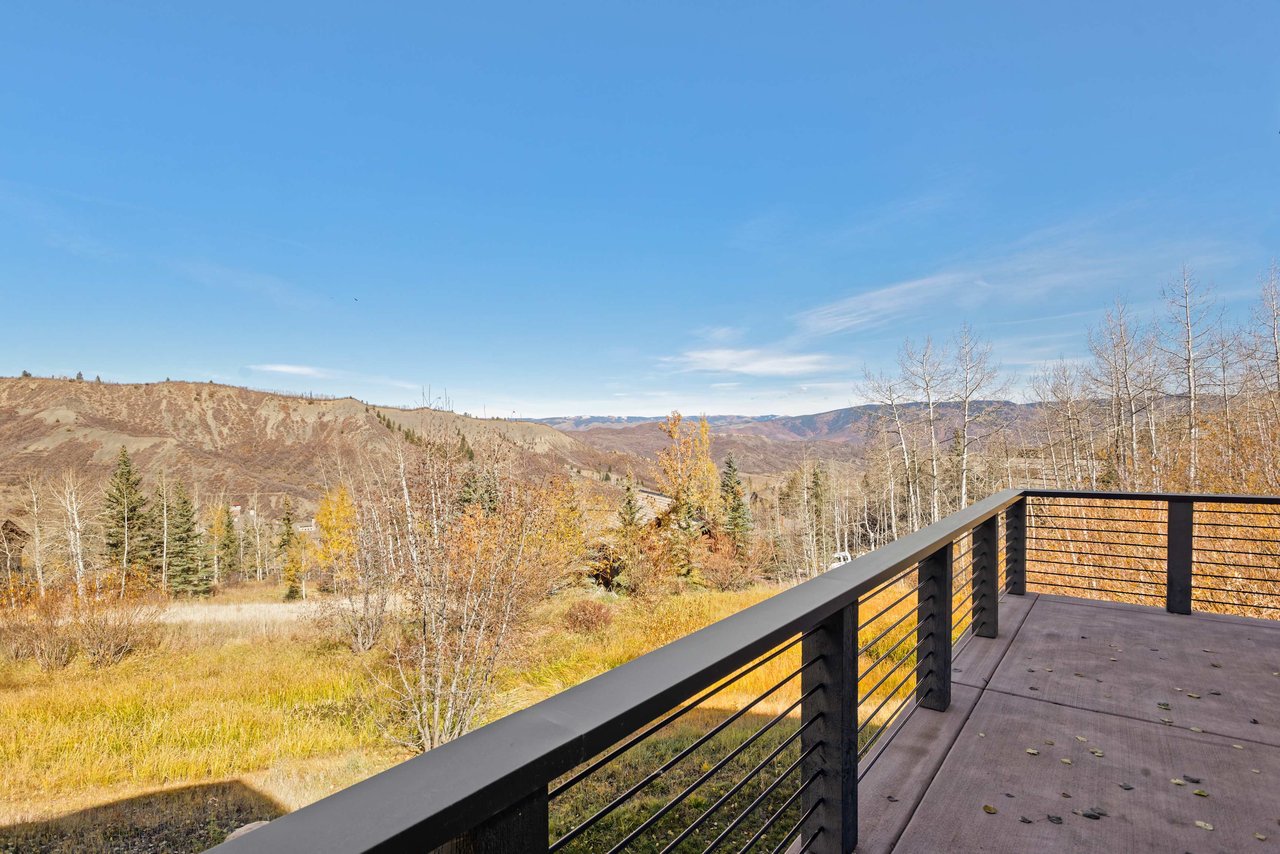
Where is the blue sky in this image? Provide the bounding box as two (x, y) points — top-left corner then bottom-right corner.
(2, 3), (1277, 417)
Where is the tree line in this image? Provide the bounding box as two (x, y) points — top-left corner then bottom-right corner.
(3, 449), (309, 605)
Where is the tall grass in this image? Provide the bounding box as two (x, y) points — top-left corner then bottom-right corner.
(0, 628), (390, 822)
(2, 580), (947, 850)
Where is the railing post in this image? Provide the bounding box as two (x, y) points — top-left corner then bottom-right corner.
(972, 517), (1000, 638)
(801, 603), (857, 854)
(916, 545), (952, 712)
(1167, 499), (1193, 615)
(435, 787), (549, 854)
(1004, 498), (1027, 596)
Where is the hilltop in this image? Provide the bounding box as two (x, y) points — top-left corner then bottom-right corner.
(0, 377), (618, 516)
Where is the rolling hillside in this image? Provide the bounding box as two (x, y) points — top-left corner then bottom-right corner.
(0, 379), (1036, 521)
(0, 378), (615, 517)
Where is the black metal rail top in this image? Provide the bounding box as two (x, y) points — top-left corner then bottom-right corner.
(1024, 489), (1280, 504)
(213, 488), (1026, 853)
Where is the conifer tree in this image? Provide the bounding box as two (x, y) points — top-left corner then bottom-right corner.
(212, 503), (239, 585)
(167, 481), (209, 595)
(618, 476), (642, 532)
(720, 455), (751, 551)
(102, 447), (148, 584)
(279, 498), (300, 599)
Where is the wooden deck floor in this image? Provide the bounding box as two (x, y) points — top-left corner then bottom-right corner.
(859, 593), (1280, 853)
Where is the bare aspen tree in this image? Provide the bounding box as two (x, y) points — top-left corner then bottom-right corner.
(56, 470), (91, 599)
(0, 525), (20, 608)
(1160, 266), (1219, 489)
(1263, 262), (1280, 388)
(952, 324), (1003, 507)
(863, 369), (920, 530)
(248, 491), (265, 582)
(1088, 302), (1149, 487)
(377, 432), (580, 750)
(24, 475), (47, 597)
(899, 337), (953, 523)
(1206, 327), (1243, 478)
(1253, 261), (1280, 414)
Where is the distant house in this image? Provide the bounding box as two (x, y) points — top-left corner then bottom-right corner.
(0, 520), (30, 574)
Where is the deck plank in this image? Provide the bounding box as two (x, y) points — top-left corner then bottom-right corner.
(892, 690), (1280, 853)
(985, 597), (1280, 747)
(880, 596), (1280, 853)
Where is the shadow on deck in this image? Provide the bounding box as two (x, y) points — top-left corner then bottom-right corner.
(860, 593), (1280, 852)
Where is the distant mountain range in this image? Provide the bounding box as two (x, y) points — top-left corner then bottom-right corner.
(536, 401), (1032, 443)
(532, 414), (778, 431)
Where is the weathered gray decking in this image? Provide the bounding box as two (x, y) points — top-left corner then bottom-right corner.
(860, 593), (1280, 853)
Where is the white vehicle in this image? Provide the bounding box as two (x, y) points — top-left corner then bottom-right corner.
(827, 551), (853, 570)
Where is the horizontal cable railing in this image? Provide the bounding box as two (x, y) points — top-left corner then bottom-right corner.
(1024, 490), (1280, 619)
(215, 488), (1278, 854)
(1193, 502), (1280, 618)
(1025, 495), (1168, 606)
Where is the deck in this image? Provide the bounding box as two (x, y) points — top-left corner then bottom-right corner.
(859, 593), (1280, 853)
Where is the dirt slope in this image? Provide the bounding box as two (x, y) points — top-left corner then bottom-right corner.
(0, 378), (602, 515)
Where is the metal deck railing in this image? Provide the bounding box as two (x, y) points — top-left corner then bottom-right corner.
(215, 488), (1280, 854)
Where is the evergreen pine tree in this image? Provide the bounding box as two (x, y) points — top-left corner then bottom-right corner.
(214, 503), (240, 585)
(720, 455), (751, 551)
(102, 447), (149, 579)
(279, 498), (301, 599)
(167, 482), (209, 595)
(618, 477), (642, 532)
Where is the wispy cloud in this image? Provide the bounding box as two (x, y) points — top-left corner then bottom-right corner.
(697, 326), (745, 344)
(249, 363), (332, 378)
(664, 348), (832, 377)
(247, 363), (419, 391)
(177, 260), (317, 309)
(793, 217), (1247, 341)
(795, 273), (972, 336)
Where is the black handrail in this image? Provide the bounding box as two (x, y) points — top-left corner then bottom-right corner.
(214, 487), (1280, 853)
